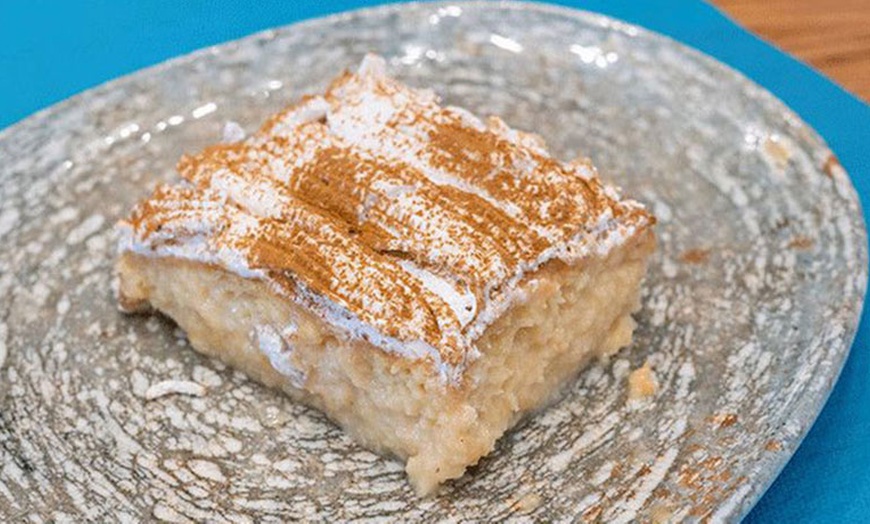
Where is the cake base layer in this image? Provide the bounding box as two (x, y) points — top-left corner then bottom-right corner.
(116, 229), (654, 494)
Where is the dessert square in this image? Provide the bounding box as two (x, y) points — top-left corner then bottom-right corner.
(116, 55), (655, 494)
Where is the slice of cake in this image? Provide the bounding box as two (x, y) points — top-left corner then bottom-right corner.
(116, 55), (655, 495)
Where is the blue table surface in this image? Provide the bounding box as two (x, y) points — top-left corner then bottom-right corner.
(2, 1), (868, 521)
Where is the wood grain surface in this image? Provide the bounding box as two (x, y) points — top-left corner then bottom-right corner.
(713, 0), (870, 102)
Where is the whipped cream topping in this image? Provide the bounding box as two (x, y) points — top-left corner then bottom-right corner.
(118, 55), (653, 383)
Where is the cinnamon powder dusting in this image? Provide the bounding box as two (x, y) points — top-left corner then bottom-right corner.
(679, 248), (710, 265)
(118, 55), (654, 380)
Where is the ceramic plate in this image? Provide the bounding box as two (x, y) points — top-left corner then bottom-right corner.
(0, 2), (865, 521)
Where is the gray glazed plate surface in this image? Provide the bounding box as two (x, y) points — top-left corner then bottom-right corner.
(0, 2), (866, 522)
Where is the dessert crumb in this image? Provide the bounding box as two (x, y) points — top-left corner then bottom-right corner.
(650, 503), (674, 524)
(708, 413), (739, 429)
(510, 492), (543, 514)
(765, 439), (783, 452)
(628, 362), (658, 400)
(763, 136), (791, 169)
(144, 379), (206, 401)
(823, 154), (841, 178)
(787, 236), (814, 250)
(679, 248), (710, 265)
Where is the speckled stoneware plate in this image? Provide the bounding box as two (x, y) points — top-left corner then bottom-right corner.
(0, 2), (866, 522)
